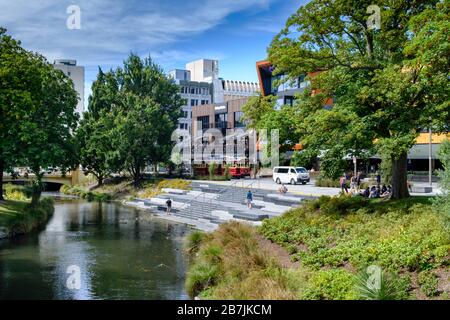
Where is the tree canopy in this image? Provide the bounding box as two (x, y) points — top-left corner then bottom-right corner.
(266, 0), (449, 198)
(0, 28), (79, 202)
(77, 54), (183, 185)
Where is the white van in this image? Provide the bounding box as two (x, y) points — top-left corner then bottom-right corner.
(273, 166), (310, 185)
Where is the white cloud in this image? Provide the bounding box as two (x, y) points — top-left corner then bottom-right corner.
(0, 0), (277, 107)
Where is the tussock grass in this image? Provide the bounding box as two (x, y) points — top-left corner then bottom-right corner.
(185, 222), (303, 300)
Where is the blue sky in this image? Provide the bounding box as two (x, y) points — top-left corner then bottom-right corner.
(0, 0), (307, 105)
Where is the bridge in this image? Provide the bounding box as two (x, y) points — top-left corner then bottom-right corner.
(3, 169), (84, 187)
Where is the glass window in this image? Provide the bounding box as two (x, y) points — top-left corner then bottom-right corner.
(234, 111), (245, 127)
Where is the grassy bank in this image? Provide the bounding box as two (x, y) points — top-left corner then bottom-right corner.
(186, 196), (449, 300)
(60, 178), (192, 201)
(0, 185), (54, 238)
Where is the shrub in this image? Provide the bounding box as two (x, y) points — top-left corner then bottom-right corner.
(313, 195), (368, 215)
(302, 269), (358, 300)
(418, 270), (440, 297)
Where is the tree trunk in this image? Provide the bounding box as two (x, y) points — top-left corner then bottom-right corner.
(97, 175), (103, 187)
(0, 159), (4, 201)
(390, 152), (410, 199)
(31, 172), (44, 206)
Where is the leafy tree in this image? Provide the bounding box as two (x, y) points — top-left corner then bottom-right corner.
(0, 28), (78, 203)
(76, 112), (116, 186)
(268, 0), (450, 199)
(78, 54), (183, 185)
(290, 148), (317, 170)
(242, 94), (277, 128)
(113, 93), (172, 185)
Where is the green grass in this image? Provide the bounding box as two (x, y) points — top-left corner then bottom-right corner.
(0, 198), (54, 237)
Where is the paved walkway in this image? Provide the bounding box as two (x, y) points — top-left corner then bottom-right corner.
(195, 178), (443, 197)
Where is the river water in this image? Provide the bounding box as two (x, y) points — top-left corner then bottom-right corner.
(0, 198), (190, 300)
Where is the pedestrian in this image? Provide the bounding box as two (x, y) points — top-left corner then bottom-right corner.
(166, 198), (172, 215)
(246, 190), (253, 209)
(340, 175), (348, 194)
(376, 172), (381, 187)
(356, 171), (362, 190)
(350, 175), (357, 191)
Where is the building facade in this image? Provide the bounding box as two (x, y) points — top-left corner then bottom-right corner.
(53, 59), (85, 117)
(170, 59), (259, 134)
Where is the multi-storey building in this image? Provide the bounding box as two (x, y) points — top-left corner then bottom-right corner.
(53, 59), (85, 117)
(170, 59), (259, 133)
(169, 69), (213, 133)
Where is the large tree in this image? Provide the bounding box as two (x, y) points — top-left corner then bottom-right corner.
(0, 28), (79, 203)
(78, 54), (183, 185)
(268, 0), (450, 198)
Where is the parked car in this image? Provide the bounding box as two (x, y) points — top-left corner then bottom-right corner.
(273, 166), (310, 185)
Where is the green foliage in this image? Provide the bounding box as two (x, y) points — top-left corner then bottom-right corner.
(260, 197), (449, 274)
(141, 179), (192, 198)
(418, 270), (440, 298)
(0, 28), (79, 202)
(59, 185), (113, 202)
(241, 94), (277, 129)
(185, 262), (220, 298)
(268, 0), (450, 198)
(302, 269), (358, 300)
(185, 231), (206, 255)
(0, 198), (54, 237)
(315, 176), (343, 188)
(208, 162), (217, 178)
(434, 140), (450, 216)
(319, 148), (348, 180)
(77, 53), (184, 185)
(290, 149), (316, 169)
(313, 195), (369, 216)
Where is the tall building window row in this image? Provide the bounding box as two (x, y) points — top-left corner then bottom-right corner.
(180, 86), (210, 95)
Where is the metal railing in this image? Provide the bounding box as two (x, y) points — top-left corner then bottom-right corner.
(183, 176), (262, 220)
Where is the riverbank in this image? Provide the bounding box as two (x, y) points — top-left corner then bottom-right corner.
(0, 198), (54, 239)
(60, 178), (191, 201)
(185, 196), (450, 300)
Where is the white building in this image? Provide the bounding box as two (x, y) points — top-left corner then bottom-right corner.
(53, 59), (85, 117)
(170, 59), (260, 134)
(169, 69), (213, 133)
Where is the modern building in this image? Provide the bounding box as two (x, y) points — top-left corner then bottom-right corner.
(53, 59), (85, 117)
(191, 97), (254, 175)
(170, 59), (259, 134)
(169, 69), (213, 132)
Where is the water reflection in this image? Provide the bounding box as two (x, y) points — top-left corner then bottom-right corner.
(0, 199), (190, 300)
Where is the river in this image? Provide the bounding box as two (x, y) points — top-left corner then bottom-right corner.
(0, 197), (190, 300)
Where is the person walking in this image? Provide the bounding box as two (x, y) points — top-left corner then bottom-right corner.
(246, 190), (253, 209)
(356, 171), (362, 190)
(340, 175), (348, 194)
(166, 198), (172, 215)
(376, 172), (381, 187)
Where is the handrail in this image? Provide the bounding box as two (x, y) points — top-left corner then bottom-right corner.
(185, 179), (240, 217)
(185, 177), (261, 219)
